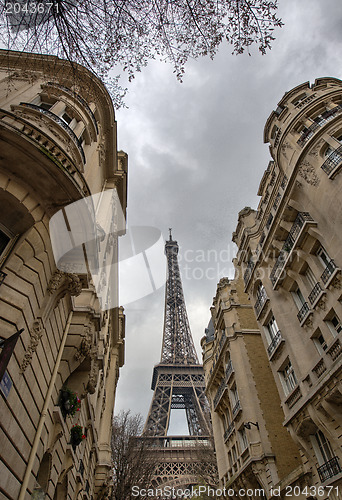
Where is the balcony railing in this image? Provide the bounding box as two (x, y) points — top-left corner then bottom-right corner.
(0, 271), (7, 286)
(297, 302), (310, 323)
(213, 378), (227, 410)
(232, 400), (242, 418)
(20, 102), (86, 163)
(270, 212), (315, 287)
(321, 259), (338, 285)
(224, 422), (235, 442)
(267, 330), (283, 358)
(297, 105), (342, 147)
(308, 282), (323, 305)
(321, 145), (342, 176)
(317, 456), (342, 483)
(254, 289), (269, 318)
(47, 82), (99, 133)
(243, 259), (255, 287)
(225, 360), (234, 380)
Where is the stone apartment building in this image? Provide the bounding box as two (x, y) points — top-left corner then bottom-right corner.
(0, 50), (127, 499)
(201, 275), (304, 498)
(203, 77), (342, 499)
(232, 78), (342, 492)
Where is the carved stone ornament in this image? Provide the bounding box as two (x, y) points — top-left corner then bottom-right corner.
(295, 180), (303, 189)
(217, 277), (229, 290)
(303, 315), (313, 330)
(74, 326), (93, 361)
(330, 273), (342, 290)
(298, 161), (320, 186)
(83, 345), (100, 396)
(317, 295), (327, 311)
(20, 319), (44, 372)
(280, 141), (294, 159)
(47, 270), (82, 297)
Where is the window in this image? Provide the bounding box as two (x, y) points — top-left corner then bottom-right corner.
(280, 360), (297, 395)
(223, 407), (231, 432)
(265, 315), (279, 342)
(311, 430), (334, 465)
(239, 427), (248, 452)
(313, 332), (328, 354)
(305, 267), (317, 289)
(231, 386), (239, 406)
(326, 313), (342, 337)
(61, 112), (73, 125)
(291, 286), (306, 310)
(0, 228), (10, 256)
(317, 246), (331, 268)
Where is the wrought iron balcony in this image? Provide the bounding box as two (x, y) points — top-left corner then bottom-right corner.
(321, 259), (338, 285)
(232, 400), (242, 418)
(47, 82), (99, 133)
(317, 456), (342, 483)
(225, 360), (234, 381)
(297, 104), (342, 147)
(297, 302), (310, 324)
(267, 330), (283, 358)
(308, 282), (323, 305)
(270, 212), (315, 288)
(20, 102), (86, 163)
(223, 422), (235, 442)
(0, 271), (7, 286)
(321, 145), (342, 176)
(243, 259), (255, 287)
(213, 378), (227, 410)
(254, 289), (269, 318)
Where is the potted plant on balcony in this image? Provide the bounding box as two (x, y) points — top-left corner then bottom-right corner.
(58, 387), (81, 420)
(70, 424), (86, 451)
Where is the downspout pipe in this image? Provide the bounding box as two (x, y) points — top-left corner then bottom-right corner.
(18, 311), (73, 500)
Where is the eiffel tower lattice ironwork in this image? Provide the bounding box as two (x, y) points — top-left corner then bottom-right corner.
(142, 231), (214, 489)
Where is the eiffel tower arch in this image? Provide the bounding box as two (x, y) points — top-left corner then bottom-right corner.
(141, 231), (216, 491)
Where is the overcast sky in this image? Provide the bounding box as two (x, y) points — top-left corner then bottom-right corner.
(113, 0), (342, 433)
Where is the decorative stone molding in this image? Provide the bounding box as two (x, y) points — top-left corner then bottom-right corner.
(330, 273), (342, 289)
(217, 277), (229, 290)
(75, 326), (93, 361)
(20, 319), (44, 372)
(47, 270), (82, 297)
(298, 161), (320, 186)
(317, 295), (327, 310)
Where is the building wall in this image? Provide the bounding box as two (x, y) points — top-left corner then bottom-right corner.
(233, 78), (342, 492)
(201, 276), (304, 499)
(0, 50), (127, 499)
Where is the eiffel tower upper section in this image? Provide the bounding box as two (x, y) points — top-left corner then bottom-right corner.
(161, 229), (199, 365)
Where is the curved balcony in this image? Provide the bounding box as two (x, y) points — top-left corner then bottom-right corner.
(321, 145), (342, 177)
(321, 259), (340, 287)
(297, 104), (342, 147)
(317, 456), (342, 483)
(19, 102), (86, 164)
(270, 212), (316, 288)
(46, 82), (98, 135)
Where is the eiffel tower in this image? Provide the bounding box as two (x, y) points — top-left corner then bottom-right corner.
(142, 230), (213, 489)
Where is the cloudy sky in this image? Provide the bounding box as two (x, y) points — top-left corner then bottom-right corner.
(114, 0), (342, 432)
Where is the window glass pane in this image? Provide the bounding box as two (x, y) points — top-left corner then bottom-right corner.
(0, 229), (10, 255)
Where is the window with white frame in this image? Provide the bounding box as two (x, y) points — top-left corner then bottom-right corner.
(316, 246), (331, 269)
(305, 266), (317, 289)
(325, 313), (342, 337)
(310, 430), (334, 466)
(231, 385), (239, 406)
(313, 331), (328, 354)
(291, 286), (306, 310)
(223, 406), (231, 432)
(238, 427), (249, 453)
(279, 360), (297, 395)
(265, 315), (280, 343)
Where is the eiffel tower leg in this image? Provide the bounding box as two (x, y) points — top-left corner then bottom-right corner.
(143, 375), (172, 436)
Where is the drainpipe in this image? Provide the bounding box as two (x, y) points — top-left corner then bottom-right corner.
(18, 312), (73, 500)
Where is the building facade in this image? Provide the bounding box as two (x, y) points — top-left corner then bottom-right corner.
(201, 275), (304, 498)
(232, 78), (342, 492)
(0, 50), (127, 499)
